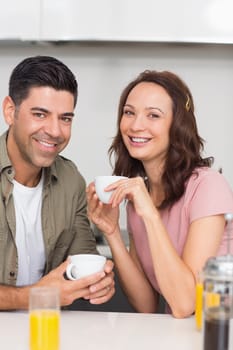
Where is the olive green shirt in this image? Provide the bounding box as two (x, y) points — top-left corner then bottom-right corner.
(0, 131), (98, 285)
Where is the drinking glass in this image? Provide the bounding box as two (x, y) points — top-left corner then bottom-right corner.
(29, 286), (60, 350)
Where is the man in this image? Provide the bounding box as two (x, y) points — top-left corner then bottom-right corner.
(0, 55), (114, 310)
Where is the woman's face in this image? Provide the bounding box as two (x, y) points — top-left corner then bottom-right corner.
(120, 82), (173, 168)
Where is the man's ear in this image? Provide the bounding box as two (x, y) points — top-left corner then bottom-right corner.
(2, 96), (16, 126)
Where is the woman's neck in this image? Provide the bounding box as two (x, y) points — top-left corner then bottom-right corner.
(143, 161), (165, 208)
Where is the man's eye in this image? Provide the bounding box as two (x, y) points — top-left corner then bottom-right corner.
(34, 113), (45, 118)
(61, 116), (73, 123)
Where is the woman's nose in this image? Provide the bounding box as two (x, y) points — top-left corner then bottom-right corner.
(130, 115), (145, 130)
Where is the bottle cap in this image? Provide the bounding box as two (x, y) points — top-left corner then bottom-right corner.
(225, 213), (233, 222)
(203, 255), (233, 282)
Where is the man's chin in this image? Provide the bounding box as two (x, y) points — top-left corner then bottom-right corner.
(33, 155), (58, 169)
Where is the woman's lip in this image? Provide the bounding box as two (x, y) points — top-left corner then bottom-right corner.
(129, 136), (151, 143)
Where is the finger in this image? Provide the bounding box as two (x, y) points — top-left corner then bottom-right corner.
(110, 185), (128, 207)
(66, 272), (114, 303)
(104, 260), (114, 273)
(87, 195), (101, 219)
(71, 271), (106, 290)
(89, 285), (115, 304)
(53, 259), (70, 275)
(91, 200), (105, 222)
(88, 272), (114, 294)
(60, 284), (90, 306)
(106, 179), (128, 191)
(86, 181), (95, 193)
(86, 183), (96, 201)
(84, 285), (110, 300)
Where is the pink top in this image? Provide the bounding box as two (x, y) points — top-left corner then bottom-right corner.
(127, 168), (233, 301)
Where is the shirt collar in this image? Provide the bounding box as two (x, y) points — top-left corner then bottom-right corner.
(0, 131), (12, 173)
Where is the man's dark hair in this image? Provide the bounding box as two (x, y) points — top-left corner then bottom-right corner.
(9, 55), (78, 107)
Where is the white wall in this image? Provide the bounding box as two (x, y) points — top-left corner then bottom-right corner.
(0, 42), (232, 228)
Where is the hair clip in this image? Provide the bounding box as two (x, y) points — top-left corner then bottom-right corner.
(185, 94), (191, 112)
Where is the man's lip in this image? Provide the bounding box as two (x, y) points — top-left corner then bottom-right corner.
(38, 140), (57, 148)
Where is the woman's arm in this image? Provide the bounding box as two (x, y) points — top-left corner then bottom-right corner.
(106, 176), (227, 317)
(86, 181), (158, 312)
(106, 230), (159, 313)
(143, 209), (225, 318)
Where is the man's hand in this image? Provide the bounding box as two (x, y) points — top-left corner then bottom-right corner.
(37, 259), (115, 306)
(84, 259), (115, 304)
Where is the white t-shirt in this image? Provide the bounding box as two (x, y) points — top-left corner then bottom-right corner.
(13, 173), (46, 286)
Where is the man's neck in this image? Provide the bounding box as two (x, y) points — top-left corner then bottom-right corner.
(13, 169), (42, 187)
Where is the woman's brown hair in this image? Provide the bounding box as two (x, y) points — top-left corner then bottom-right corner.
(108, 70), (213, 209)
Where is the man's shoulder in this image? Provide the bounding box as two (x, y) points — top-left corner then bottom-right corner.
(52, 155), (85, 187)
(55, 155), (79, 172)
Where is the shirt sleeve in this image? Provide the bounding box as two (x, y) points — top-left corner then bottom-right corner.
(67, 174), (99, 256)
(186, 169), (233, 223)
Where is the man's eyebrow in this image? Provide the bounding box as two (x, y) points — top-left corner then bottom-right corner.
(30, 107), (74, 117)
(62, 112), (75, 117)
(31, 107), (49, 113)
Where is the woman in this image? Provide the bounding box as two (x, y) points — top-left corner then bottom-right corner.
(87, 70), (233, 318)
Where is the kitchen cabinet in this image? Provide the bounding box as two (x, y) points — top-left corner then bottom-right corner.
(0, 0), (233, 43)
(40, 0), (233, 43)
(0, 0), (40, 40)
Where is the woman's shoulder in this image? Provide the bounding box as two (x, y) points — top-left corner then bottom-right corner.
(185, 166), (233, 206)
(188, 167), (231, 188)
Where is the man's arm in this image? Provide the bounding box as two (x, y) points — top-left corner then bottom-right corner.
(0, 260), (115, 310)
(0, 284), (29, 310)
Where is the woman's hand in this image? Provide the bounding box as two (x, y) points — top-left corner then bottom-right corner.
(109, 176), (156, 219)
(86, 182), (120, 235)
(87, 177), (157, 232)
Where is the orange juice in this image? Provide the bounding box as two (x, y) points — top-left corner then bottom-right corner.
(29, 309), (60, 350)
(195, 282), (203, 331)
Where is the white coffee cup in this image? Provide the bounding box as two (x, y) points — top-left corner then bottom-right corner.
(95, 175), (127, 204)
(66, 254), (106, 280)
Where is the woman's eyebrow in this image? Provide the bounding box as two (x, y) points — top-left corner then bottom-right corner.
(124, 104), (165, 114)
(146, 106), (165, 114)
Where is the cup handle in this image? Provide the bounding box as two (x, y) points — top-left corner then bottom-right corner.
(66, 263), (77, 280)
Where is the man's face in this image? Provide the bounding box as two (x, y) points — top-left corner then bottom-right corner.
(5, 86), (75, 171)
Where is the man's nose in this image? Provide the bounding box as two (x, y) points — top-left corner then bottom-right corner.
(44, 116), (61, 137)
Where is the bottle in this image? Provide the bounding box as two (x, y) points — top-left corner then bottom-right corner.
(202, 255), (233, 350)
(195, 213), (233, 332)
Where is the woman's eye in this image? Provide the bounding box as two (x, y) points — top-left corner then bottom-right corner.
(149, 113), (160, 119)
(123, 109), (134, 116)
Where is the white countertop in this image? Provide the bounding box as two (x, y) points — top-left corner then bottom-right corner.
(0, 310), (203, 350)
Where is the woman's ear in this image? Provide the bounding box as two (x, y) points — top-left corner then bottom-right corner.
(2, 96), (16, 126)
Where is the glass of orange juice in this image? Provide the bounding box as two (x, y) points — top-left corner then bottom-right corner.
(29, 287), (60, 350)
